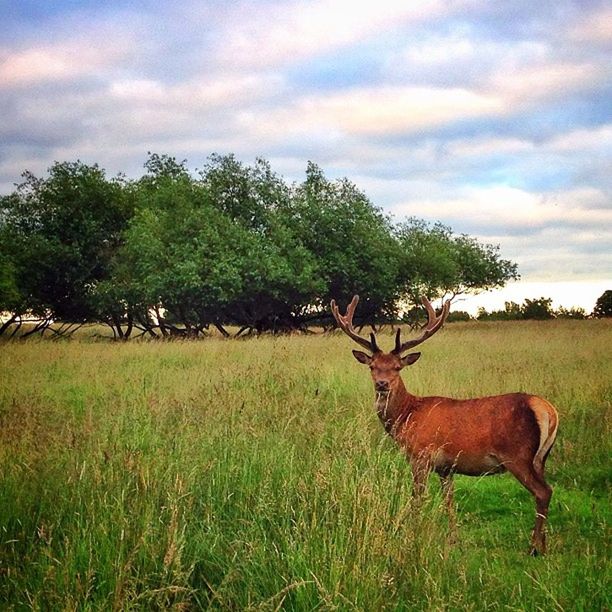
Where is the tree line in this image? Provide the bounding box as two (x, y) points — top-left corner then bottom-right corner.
(473, 293), (611, 321)
(0, 153), (521, 339)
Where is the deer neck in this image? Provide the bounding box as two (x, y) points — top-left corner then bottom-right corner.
(374, 377), (417, 436)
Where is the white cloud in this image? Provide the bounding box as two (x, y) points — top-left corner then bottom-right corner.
(215, 0), (474, 69)
(545, 187), (610, 211)
(487, 60), (606, 105)
(400, 36), (477, 66)
(109, 79), (167, 100)
(0, 33), (135, 88)
(462, 224), (612, 294)
(108, 73), (282, 109)
(568, 5), (612, 43)
(445, 136), (535, 158)
(392, 37), (548, 75)
(240, 86), (502, 139)
(391, 185), (612, 230)
(546, 124), (612, 152)
(386, 27), (608, 114)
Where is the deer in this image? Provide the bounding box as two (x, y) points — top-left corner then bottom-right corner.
(331, 295), (559, 555)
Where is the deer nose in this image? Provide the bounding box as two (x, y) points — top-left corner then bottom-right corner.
(375, 381), (389, 392)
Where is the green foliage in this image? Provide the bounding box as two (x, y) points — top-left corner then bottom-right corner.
(478, 298), (586, 321)
(201, 154), (288, 232)
(0, 161), (133, 324)
(593, 290), (612, 318)
(112, 181), (247, 333)
(0, 154), (520, 336)
(446, 309), (473, 322)
(556, 305), (587, 320)
(0, 249), (21, 313)
(200, 155), (323, 331)
(395, 218), (519, 302)
(110, 154), (324, 335)
(522, 297), (555, 320)
(284, 162), (401, 322)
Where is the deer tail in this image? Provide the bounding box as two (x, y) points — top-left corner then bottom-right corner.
(529, 397), (559, 474)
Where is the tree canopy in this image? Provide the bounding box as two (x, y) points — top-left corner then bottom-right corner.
(593, 290), (612, 318)
(395, 219), (518, 303)
(477, 298), (587, 321)
(1, 154), (520, 338)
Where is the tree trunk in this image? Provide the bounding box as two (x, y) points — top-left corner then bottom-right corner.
(214, 322), (230, 338)
(0, 313), (18, 337)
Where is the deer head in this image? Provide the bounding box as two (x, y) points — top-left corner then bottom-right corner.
(330, 295), (450, 395)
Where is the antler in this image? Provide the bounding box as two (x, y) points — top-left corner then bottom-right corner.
(330, 295), (380, 353)
(392, 297), (451, 354)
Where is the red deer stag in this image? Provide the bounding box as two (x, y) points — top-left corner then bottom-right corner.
(331, 295), (559, 555)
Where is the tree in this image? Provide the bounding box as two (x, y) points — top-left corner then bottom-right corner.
(201, 154), (287, 232)
(200, 155), (322, 332)
(477, 298), (568, 321)
(114, 190), (249, 336)
(555, 306), (586, 320)
(0, 161), (133, 335)
(396, 219), (519, 308)
(477, 301), (523, 321)
(103, 155), (240, 337)
(0, 249), (23, 336)
(0, 249), (18, 308)
(285, 162), (401, 325)
(593, 290), (612, 318)
(446, 310), (473, 322)
(522, 297), (554, 320)
(1, 153), (522, 337)
(107, 154), (323, 336)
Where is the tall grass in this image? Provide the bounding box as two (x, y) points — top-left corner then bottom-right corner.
(0, 320), (610, 610)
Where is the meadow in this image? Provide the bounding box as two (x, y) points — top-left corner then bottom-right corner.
(0, 320), (610, 610)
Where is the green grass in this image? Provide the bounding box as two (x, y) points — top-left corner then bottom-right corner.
(0, 320), (610, 610)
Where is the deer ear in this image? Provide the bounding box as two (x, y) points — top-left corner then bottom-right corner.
(352, 350), (372, 365)
(401, 352), (421, 367)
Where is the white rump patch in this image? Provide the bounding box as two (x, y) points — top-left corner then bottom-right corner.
(530, 399), (559, 471)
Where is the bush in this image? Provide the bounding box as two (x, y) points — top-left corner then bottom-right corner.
(447, 310), (473, 322)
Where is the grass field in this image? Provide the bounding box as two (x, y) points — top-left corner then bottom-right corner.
(0, 320), (610, 610)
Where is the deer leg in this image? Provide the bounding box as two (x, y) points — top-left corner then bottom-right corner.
(532, 480), (553, 556)
(439, 473), (457, 542)
(506, 462), (553, 555)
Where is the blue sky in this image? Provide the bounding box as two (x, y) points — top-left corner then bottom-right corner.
(1, 0), (610, 311)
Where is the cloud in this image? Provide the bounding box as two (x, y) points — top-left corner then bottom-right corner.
(392, 185), (612, 231)
(244, 86), (503, 139)
(0, 40), (132, 87)
(546, 124), (612, 152)
(0, 10), (145, 90)
(569, 4), (612, 44)
(444, 136), (535, 158)
(384, 36), (550, 87)
(108, 73), (282, 110)
(487, 60), (607, 106)
(214, 0), (474, 70)
(476, 225), (612, 281)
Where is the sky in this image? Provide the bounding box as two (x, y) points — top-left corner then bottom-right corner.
(1, 0), (610, 313)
